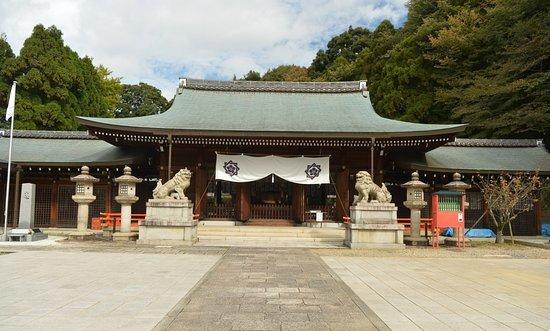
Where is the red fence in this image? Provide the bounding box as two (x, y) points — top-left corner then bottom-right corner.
(251, 204), (292, 219)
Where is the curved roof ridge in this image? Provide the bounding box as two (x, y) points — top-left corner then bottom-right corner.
(181, 78), (363, 93)
(1, 130), (97, 140)
(448, 138), (542, 147)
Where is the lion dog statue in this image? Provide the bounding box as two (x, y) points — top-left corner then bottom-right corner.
(153, 168), (192, 200)
(354, 171), (392, 204)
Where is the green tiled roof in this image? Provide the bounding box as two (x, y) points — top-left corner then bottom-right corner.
(406, 139), (550, 174)
(0, 131), (141, 166)
(78, 79), (466, 138)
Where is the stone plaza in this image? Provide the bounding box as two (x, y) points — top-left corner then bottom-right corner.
(0, 241), (549, 331)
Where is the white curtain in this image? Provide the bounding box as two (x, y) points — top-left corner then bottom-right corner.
(215, 153), (330, 185)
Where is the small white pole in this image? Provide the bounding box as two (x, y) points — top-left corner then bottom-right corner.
(2, 106), (14, 240)
(3, 81), (15, 241)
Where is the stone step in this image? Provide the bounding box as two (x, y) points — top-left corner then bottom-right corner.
(198, 235), (343, 242)
(198, 227), (343, 237)
(197, 230), (343, 238)
(195, 239), (344, 248)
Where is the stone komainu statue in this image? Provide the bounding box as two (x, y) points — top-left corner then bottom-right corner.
(153, 168), (192, 200)
(354, 171), (392, 204)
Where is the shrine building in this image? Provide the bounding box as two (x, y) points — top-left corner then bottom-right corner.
(1, 79), (548, 235)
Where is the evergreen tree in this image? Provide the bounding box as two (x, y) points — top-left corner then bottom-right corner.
(0, 33), (15, 112)
(96, 65), (122, 116)
(0, 25), (110, 130)
(115, 83), (169, 118)
(262, 65), (309, 81)
(241, 70), (261, 81)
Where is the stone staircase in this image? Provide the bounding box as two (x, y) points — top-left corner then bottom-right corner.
(196, 225), (345, 247)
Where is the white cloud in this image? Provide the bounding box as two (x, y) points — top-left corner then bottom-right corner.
(0, 0), (407, 98)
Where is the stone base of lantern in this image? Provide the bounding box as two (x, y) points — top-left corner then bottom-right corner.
(137, 199), (197, 246)
(444, 236), (471, 247)
(404, 236), (429, 246)
(112, 232), (139, 241)
(67, 230), (97, 241)
(344, 203), (404, 249)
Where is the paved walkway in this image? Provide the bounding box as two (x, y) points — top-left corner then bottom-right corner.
(0, 250), (219, 331)
(323, 256), (550, 330)
(158, 247), (388, 330)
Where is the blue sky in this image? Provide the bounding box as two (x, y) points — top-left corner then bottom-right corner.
(0, 0), (408, 98)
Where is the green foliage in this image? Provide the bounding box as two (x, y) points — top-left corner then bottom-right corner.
(0, 33), (14, 110)
(96, 65), (122, 115)
(430, 0), (550, 141)
(248, 0), (549, 141)
(0, 25), (112, 130)
(241, 70), (261, 81)
(115, 83), (169, 118)
(310, 26), (371, 79)
(262, 65), (309, 81)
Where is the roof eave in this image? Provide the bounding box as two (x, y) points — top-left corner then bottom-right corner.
(78, 117), (467, 139)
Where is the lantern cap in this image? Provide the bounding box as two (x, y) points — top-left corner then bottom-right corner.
(443, 172), (471, 191)
(114, 165), (143, 183)
(70, 165), (99, 183)
(401, 171), (429, 188)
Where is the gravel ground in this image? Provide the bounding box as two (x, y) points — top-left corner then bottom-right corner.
(312, 242), (550, 259)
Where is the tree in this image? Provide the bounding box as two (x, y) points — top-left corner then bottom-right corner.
(475, 173), (541, 243)
(96, 65), (122, 116)
(0, 24), (110, 130)
(309, 26), (371, 79)
(430, 0), (550, 141)
(262, 65), (309, 81)
(241, 70), (261, 81)
(115, 83), (169, 117)
(0, 33), (15, 113)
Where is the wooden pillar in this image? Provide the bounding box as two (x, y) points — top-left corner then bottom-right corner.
(167, 133), (173, 179)
(534, 196), (541, 235)
(194, 166), (208, 219)
(50, 180), (59, 228)
(159, 149), (168, 182)
(12, 165), (22, 227)
(292, 183), (305, 223)
(373, 148), (384, 185)
(335, 168), (350, 222)
(106, 181), (112, 213)
(235, 183), (250, 221)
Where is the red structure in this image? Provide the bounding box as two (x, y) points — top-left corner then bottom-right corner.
(431, 191), (466, 248)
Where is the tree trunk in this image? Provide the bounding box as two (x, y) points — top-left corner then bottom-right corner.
(495, 226), (505, 244)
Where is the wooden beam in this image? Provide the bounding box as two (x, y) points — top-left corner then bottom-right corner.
(292, 184), (305, 223)
(194, 166), (208, 219)
(335, 168), (350, 222)
(235, 183), (250, 221)
(50, 180), (59, 228)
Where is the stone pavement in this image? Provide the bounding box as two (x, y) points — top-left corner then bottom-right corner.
(0, 250), (219, 331)
(323, 256), (550, 330)
(157, 247), (388, 330)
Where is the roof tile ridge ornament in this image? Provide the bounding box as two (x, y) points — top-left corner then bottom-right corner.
(359, 80), (368, 98)
(179, 77), (363, 93)
(447, 138), (541, 148)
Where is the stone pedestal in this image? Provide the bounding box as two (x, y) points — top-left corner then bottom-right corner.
(115, 196), (138, 233)
(137, 199), (197, 246)
(403, 208), (428, 246)
(345, 203), (404, 248)
(70, 195), (97, 239)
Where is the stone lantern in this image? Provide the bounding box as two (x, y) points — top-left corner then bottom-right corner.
(71, 165), (99, 234)
(113, 166), (142, 241)
(401, 171), (429, 246)
(443, 172), (471, 242)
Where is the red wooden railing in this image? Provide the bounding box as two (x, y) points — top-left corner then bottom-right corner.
(250, 204), (292, 219)
(91, 212), (146, 230)
(397, 218), (433, 235)
(206, 204), (235, 219)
